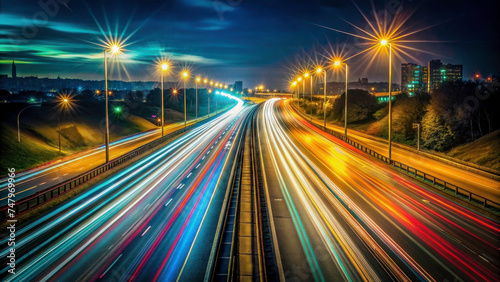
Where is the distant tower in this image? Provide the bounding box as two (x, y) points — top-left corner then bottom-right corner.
(12, 60), (16, 79)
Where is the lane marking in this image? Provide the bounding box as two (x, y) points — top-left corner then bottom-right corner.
(187, 173), (192, 178)
(165, 198), (173, 207)
(141, 226), (151, 237)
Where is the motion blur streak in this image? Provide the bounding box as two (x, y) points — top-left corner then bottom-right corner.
(257, 98), (499, 281)
(1, 94), (257, 281)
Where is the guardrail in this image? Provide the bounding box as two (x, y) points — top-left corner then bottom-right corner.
(0, 110), (230, 222)
(309, 122), (500, 215)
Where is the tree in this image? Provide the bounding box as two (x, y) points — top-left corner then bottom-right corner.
(330, 89), (378, 122)
(421, 105), (456, 151)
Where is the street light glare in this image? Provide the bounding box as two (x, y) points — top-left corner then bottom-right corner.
(196, 77), (201, 82)
(182, 71), (189, 77)
(304, 73), (309, 77)
(334, 60), (341, 66)
(380, 39), (388, 45)
(316, 68), (322, 73)
(161, 63), (168, 70)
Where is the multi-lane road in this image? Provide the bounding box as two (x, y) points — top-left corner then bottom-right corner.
(1, 97), (498, 281)
(257, 98), (499, 281)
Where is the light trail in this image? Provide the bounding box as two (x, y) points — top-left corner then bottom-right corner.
(257, 98), (499, 281)
(1, 95), (256, 281)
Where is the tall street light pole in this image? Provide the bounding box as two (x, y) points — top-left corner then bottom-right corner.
(196, 77), (200, 120)
(104, 45), (120, 163)
(317, 68), (327, 128)
(334, 60), (349, 138)
(182, 71), (189, 127)
(58, 97), (70, 153)
(17, 104), (41, 143)
(160, 63), (168, 137)
(209, 80), (213, 116)
(381, 39), (393, 160)
(310, 73), (313, 120)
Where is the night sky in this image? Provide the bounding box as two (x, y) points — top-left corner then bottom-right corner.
(0, 0), (498, 89)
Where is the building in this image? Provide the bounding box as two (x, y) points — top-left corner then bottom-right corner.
(401, 63), (427, 94)
(427, 60), (462, 92)
(234, 81), (243, 93)
(12, 60), (16, 79)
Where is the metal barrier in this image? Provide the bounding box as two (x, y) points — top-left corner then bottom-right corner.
(308, 122), (500, 215)
(0, 111), (229, 222)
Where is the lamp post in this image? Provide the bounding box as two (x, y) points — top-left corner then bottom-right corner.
(310, 73), (313, 120)
(196, 77), (200, 120)
(317, 68), (327, 128)
(208, 89), (212, 116)
(58, 97), (70, 152)
(182, 71), (189, 127)
(160, 63), (168, 136)
(297, 77), (303, 106)
(209, 80), (213, 116)
(334, 60), (349, 138)
(381, 39), (393, 160)
(104, 44), (121, 163)
(17, 104), (41, 143)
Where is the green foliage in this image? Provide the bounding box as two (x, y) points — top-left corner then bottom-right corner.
(373, 106), (388, 120)
(421, 106), (456, 151)
(329, 89), (379, 122)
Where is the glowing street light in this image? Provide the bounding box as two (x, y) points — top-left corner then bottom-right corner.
(159, 62), (169, 136)
(182, 71), (189, 127)
(379, 39), (393, 160)
(104, 43), (122, 163)
(333, 59), (349, 138)
(57, 95), (71, 153)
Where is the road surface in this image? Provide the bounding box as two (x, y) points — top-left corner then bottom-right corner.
(291, 101), (500, 203)
(0, 97), (256, 281)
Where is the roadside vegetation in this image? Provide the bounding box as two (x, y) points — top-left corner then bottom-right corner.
(297, 80), (500, 170)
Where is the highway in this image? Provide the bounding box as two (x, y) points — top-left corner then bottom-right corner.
(0, 96), (256, 281)
(292, 102), (500, 203)
(257, 98), (499, 281)
(0, 106), (233, 206)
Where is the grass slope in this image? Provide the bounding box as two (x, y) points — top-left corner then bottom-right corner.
(447, 130), (500, 171)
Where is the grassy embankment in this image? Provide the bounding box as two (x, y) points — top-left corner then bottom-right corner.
(0, 101), (158, 172)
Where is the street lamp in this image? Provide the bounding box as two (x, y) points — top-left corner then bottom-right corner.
(160, 62), (168, 136)
(380, 39), (393, 160)
(334, 59), (349, 138)
(196, 76), (201, 120)
(304, 72), (313, 120)
(104, 44), (121, 163)
(316, 67), (327, 128)
(208, 89), (212, 116)
(17, 104), (41, 143)
(182, 71), (189, 127)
